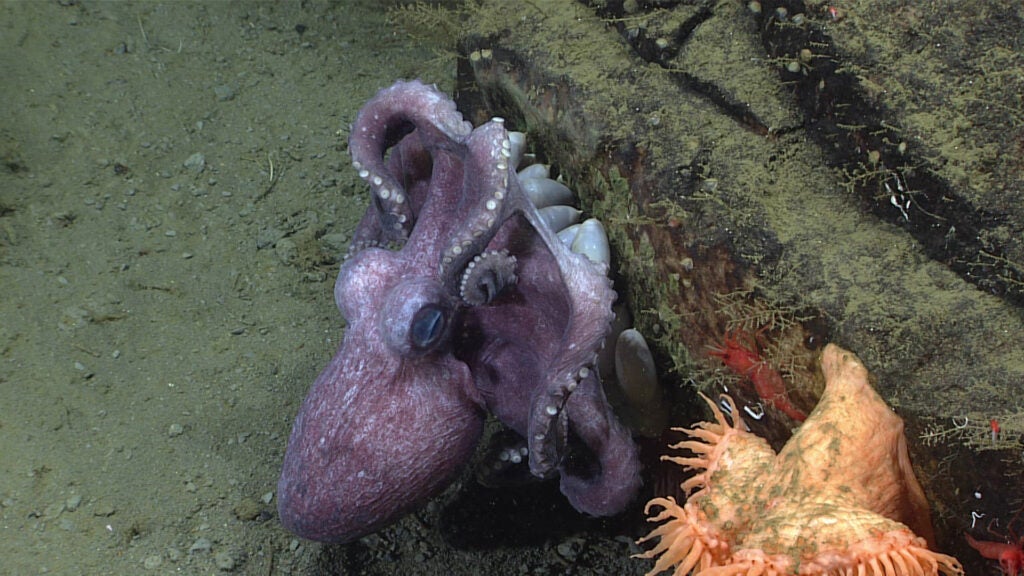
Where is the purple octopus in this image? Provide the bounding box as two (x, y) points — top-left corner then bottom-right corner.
(277, 80), (641, 543)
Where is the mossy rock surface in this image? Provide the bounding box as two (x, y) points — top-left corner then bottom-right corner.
(458, 1), (1024, 570)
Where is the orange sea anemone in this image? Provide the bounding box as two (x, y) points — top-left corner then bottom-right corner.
(637, 344), (963, 576)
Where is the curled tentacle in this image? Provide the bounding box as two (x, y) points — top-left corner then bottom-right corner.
(437, 119), (520, 287)
(528, 362), (600, 478)
(528, 374), (572, 479)
(560, 369), (642, 515)
(349, 80), (472, 244)
(459, 250), (518, 306)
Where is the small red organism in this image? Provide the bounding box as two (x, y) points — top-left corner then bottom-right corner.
(708, 331), (807, 422)
(966, 511), (1024, 576)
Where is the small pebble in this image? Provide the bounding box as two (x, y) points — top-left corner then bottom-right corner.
(189, 537), (212, 554)
(320, 232), (348, 255)
(214, 550), (236, 571)
(183, 152), (205, 173)
(92, 503), (116, 517)
(43, 501), (65, 520)
(556, 537), (584, 562)
(166, 547), (183, 562)
(232, 498), (262, 521)
(275, 238), (297, 265)
(65, 494), (82, 511)
(213, 85), (235, 101)
(255, 227), (285, 249)
(168, 423), (184, 437)
(143, 554), (163, 569)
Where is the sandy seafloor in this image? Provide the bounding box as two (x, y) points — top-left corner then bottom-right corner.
(13, 1), (1016, 575)
(0, 1), (660, 575)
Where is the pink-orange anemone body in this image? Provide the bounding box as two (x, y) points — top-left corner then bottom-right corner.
(638, 344), (962, 576)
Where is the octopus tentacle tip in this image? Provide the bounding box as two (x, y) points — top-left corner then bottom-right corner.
(458, 250), (517, 306)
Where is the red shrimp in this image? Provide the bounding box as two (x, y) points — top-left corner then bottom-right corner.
(965, 533), (1024, 575)
(967, 510), (1024, 576)
(708, 332), (807, 422)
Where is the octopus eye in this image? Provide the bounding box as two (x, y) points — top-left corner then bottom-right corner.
(410, 305), (447, 352)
